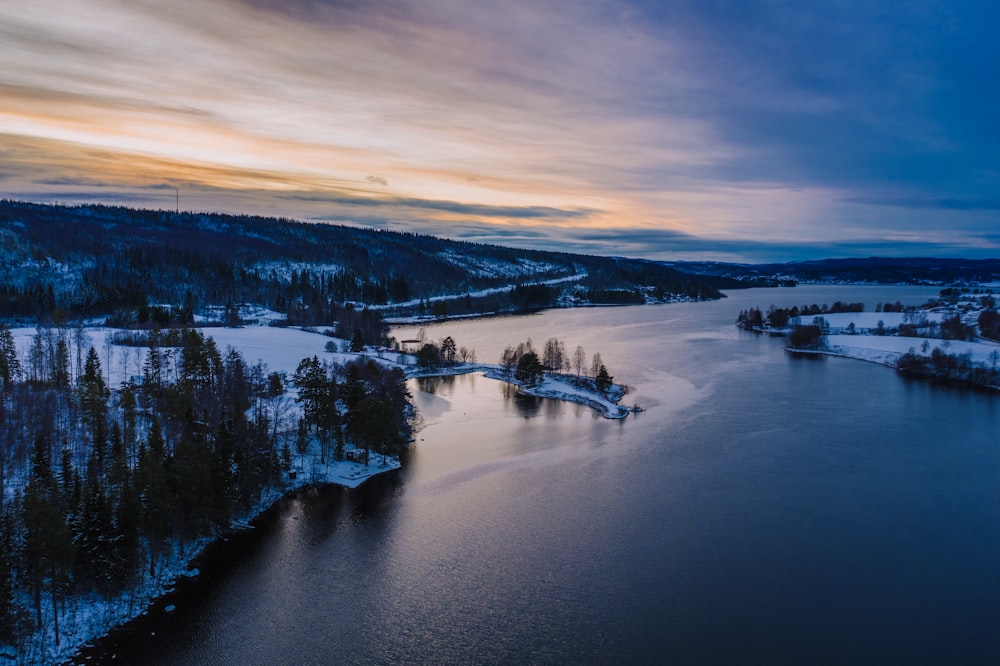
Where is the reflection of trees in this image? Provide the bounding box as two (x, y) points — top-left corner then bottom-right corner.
(292, 476), (400, 544)
(500, 381), (542, 418)
(415, 375), (455, 394)
(514, 394), (542, 419)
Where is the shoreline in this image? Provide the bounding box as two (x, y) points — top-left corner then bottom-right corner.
(65, 471), (399, 664)
(67, 478), (400, 664)
(785, 345), (1000, 394)
(8, 328), (636, 663)
(60, 366), (632, 662)
(783, 346), (901, 368)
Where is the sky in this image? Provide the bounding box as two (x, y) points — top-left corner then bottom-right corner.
(2, 0), (999, 263)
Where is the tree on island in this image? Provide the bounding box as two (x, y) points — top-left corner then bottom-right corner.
(595, 365), (613, 393)
(572, 345), (586, 377)
(542, 337), (567, 372)
(514, 351), (544, 386)
(788, 324), (824, 350)
(590, 352), (604, 378)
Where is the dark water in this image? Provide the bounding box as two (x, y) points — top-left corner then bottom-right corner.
(98, 287), (1000, 665)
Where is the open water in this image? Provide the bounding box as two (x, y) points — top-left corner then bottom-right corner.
(94, 286), (1000, 664)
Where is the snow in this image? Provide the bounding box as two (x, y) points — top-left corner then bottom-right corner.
(291, 450), (402, 489)
(8, 325), (413, 388)
(197, 304), (286, 324)
(819, 334), (1000, 367)
(371, 272), (587, 312)
(250, 260), (344, 282)
(435, 251), (560, 279)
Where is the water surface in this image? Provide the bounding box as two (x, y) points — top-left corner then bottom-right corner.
(102, 286), (1000, 664)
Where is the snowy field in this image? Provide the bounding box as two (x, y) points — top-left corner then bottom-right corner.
(8, 325), (414, 388)
(371, 272), (587, 312)
(817, 334), (1000, 367)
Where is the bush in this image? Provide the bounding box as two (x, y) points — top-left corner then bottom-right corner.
(788, 325), (824, 350)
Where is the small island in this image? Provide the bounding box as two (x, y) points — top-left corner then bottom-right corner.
(737, 289), (1000, 391)
(401, 333), (637, 419)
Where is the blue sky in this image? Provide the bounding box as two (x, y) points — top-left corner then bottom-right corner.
(1, 0), (998, 262)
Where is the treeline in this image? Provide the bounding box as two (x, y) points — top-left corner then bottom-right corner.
(497, 338), (613, 392)
(978, 309), (1000, 340)
(291, 356), (412, 466)
(413, 335), (477, 370)
(737, 301), (864, 330)
(897, 347), (1000, 390)
(0, 200), (726, 326)
(0, 324), (412, 656)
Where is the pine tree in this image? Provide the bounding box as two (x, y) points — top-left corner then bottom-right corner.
(0, 325), (20, 392)
(80, 347), (109, 471)
(350, 328), (366, 353)
(595, 365), (613, 393)
(22, 436), (73, 645)
(0, 502), (27, 647)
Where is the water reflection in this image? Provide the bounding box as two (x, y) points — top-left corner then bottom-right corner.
(785, 350), (827, 361)
(415, 374), (456, 394)
(502, 385), (543, 419)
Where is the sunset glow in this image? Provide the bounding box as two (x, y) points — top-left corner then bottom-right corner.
(3, 0), (999, 261)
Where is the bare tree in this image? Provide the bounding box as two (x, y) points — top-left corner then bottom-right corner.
(590, 352), (603, 378)
(542, 337), (567, 372)
(572, 345), (586, 377)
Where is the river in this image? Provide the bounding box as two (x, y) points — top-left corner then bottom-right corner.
(90, 286), (1000, 664)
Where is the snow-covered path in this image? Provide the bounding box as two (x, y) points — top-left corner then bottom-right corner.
(369, 272), (587, 311)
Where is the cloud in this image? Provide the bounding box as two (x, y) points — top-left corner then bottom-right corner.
(842, 196), (1000, 212)
(289, 192), (595, 220)
(1, 0), (999, 261)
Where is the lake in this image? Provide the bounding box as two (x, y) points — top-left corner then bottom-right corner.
(92, 286), (1000, 664)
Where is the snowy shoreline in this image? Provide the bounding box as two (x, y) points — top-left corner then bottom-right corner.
(69, 474), (400, 664)
(57, 458), (400, 665)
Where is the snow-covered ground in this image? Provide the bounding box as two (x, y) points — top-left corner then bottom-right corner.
(8, 325), (412, 388)
(435, 252), (561, 280)
(372, 272), (587, 312)
(818, 334), (1000, 367)
(250, 260), (344, 282)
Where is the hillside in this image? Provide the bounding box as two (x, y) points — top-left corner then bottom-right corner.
(667, 257), (1000, 286)
(0, 200), (723, 330)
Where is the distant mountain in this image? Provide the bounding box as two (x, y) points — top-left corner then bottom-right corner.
(666, 257), (1000, 287)
(0, 200), (723, 328)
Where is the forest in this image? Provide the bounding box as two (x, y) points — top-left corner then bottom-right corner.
(0, 323), (412, 658)
(0, 200), (725, 328)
